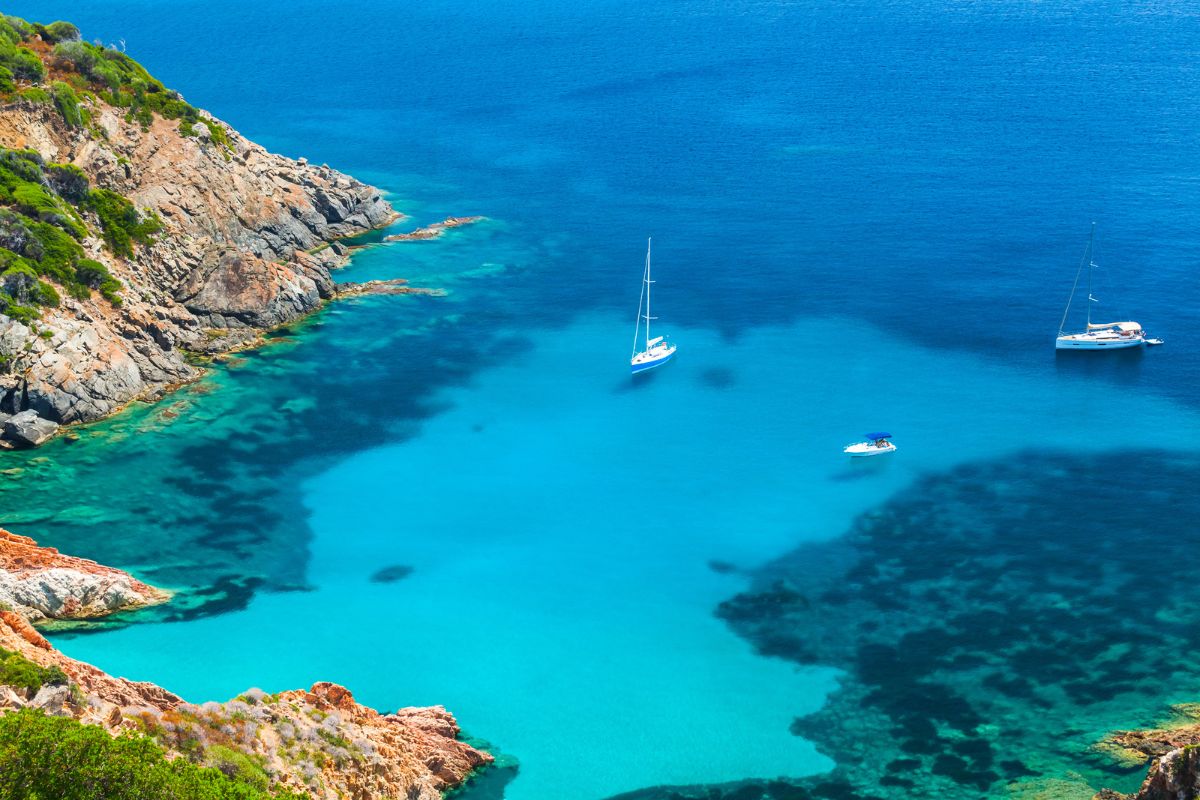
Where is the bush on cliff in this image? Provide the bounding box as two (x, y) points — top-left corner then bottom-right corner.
(51, 80), (87, 129)
(75, 258), (124, 305)
(39, 20), (80, 43)
(0, 39), (43, 83)
(0, 709), (309, 800)
(0, 147), (164, 313)
(0, 646), (69, 694)
(85, 188), (162, 258)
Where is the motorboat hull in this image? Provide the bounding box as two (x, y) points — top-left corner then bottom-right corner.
(843, 442), (897, 457)
(631, 345), (677, 374)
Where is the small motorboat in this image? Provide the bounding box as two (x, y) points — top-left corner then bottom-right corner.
(1145, 337), (1164, 346)
(844, 432), (896, 457)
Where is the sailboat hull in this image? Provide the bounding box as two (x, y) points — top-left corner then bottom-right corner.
(631, 344), (677, 374)
(1055, 334), (1144, 350)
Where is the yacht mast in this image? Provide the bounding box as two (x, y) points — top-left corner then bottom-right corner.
(1086, 223), (1095, 329)
(1059, 222), (1095, 336)
(644, 238), (653, 349)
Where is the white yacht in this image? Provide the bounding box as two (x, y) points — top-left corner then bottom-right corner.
(630, 238), (677, 374)
(1055, 225), (1153, 350)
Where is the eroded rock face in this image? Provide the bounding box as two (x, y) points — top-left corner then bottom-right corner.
(0, 527), (170, 621)
(0, 99), (397, 429)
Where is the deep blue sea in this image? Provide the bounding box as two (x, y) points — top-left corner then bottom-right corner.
(3, 1), (1199, 798)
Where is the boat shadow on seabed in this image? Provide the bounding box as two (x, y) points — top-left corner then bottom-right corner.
(1054, 344), (1147, 384)
(831, 454), (897, 482)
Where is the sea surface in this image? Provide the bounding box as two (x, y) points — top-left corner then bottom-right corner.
(3, 1), (1199, 798)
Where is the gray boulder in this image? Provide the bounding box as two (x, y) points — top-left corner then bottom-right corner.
(29, 684), (71, 716)
(2, 409), (60, 448)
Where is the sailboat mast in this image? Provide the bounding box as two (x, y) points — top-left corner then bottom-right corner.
(644, 238), (653, 349)
(1086, 223), (1095, 329)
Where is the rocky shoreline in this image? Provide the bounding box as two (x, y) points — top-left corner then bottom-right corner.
(0, 527), (493, 798)
(1094, 706), (1200, 800)
(0, 41), (414, 448)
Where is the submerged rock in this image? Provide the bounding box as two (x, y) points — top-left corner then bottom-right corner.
(371, 564), (415, 583)
(1, 410), (59, 448)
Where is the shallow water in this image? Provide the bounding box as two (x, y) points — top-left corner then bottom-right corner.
(3, 0), (1199, 797)
(44, 308), (1200, 799)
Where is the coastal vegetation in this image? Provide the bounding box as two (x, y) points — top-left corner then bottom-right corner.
(0, 646), (67, 694)
(0, 12), (232, 152)
(0, 709), (308, 799)
(0, 644), (306, 799)
(0, 146), (160, 322)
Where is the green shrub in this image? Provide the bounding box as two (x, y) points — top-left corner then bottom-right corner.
(74, 257), (123, 305)
(85, 188), (161, 257)
(0, 17), (27, 45)
(0, 42), (44, 82)
(0, 260), (40, 301)
(0, 646), (70, 693)
(51, 80), (86, 129)
(205, 745), (270, 791)
(18, 85), (49, 104)
(45, 162), (90, 203)
(0, 300), (39, 324)
(42, 20), (80, 43)
(12, 183), (87, 239)
(0, 65), (13, 94)
(33, 279), (59, 307)
(0, 708), (309, 799)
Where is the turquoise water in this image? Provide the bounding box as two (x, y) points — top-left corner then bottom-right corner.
(2, 0), (1200, 797)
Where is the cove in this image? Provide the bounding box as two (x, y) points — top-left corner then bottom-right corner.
(51, 311), (1199, 799)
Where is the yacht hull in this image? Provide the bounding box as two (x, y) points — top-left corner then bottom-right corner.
(1055, 336), (1144, 350)
(631, 346), (676, 374)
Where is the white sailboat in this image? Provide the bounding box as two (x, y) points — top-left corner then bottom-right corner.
(1055, 224), (1153, 350)
(631, 238), (677, 374)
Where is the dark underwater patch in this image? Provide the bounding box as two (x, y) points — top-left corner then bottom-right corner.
(701, 450), (1200, 799)
(370, 564), (415, 583)
(697, 367), (735, 390)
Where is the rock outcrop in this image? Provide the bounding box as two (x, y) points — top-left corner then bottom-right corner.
(384, 215), (484, 241)
(0, 70), (398, 437)
(0, 527), (170, 621)
(1096, 706), (1200, 800)
(1, 408), (58, 447)
(0, 612), (492, 800)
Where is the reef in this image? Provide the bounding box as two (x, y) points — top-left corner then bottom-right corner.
(702, 450), (1200, 799)
(0, 14), (404, 445)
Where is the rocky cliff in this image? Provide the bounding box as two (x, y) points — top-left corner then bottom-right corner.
(0, 528), (492, 798)
(0, 612), (492, 799)
(0, 19), (398, 445)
